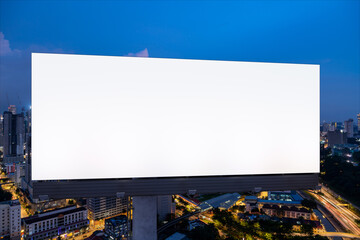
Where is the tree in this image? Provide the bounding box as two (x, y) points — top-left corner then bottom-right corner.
(355, 219), (360, 227)
(189, 223), (221, 240)
(0, 188), (12, 202)
(312, 235), (330, 240)
(300, 223), (313, 236)
(353, 151), (360, 162)
(301, 199), (317, 209)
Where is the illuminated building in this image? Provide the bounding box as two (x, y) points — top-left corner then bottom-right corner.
(2, 111), (25, 159)
(23, 206), (88, 240)
(87, 197), (127, 220)
(0, 200), (21, 240)
(104, 215), (128, 240)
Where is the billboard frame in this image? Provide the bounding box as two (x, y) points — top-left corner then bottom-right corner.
(32, 173), (318, 199)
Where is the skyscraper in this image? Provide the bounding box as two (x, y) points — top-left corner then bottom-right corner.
(7, 105), (16, 115)
(3, 111), (25, 158)
(157, 195), (176, 221)
(344, 119), (354, 138)
(357, 113), (360, 132)
(0, 114), (4, 150)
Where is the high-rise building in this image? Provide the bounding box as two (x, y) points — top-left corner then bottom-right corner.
(329, 122), (336, 131)
(15, 163), (26, 187)
(22, 206), (88, 240)
(357, 113), (360, 132)
(321, 122), (330, 132)
(87, 197), (127, 220)
(344, 119), (354, 138)
(157, 195), (176, 221)
(0, 114), (4, 149)
(22, 108), (32, 191)
(3, 111), (25, 158)
(326, 130), (347, 147)
(8, 105), (16, 115)
(0, 200), (21, 240)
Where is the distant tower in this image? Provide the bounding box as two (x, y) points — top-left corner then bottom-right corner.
(7, 105), (16, 114)
(3, 111), (25, 157)
(357, 113), (360, 132)
(344, 119), (354, 138)
(0, 114), (3, 147)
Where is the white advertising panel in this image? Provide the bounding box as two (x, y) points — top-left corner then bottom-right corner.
(32, 53), (319, 180)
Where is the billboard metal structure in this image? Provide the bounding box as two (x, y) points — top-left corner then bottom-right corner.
(33, 173), (318, 199)
(31, 53), (319, 199)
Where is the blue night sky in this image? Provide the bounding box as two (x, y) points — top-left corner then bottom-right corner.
(0, 0), (359, 122)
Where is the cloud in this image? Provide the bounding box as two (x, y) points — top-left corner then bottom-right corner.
(127, 48), (149, 57)
(0, 42), (68, 112)
(0, 32), (21, 56)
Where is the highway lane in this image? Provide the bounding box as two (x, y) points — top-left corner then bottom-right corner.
(308, 191), (360, 235)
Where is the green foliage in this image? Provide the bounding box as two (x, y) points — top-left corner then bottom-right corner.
(231, 204), (245, 212)
(300, 223), (313, 236)
(353, 151), (360, 162)
(355, 219), (360, 227)
(211, 209), (327, 240)
(177, 218), (189, 231)
(0, 187), (12, 202)
(320, 155), (360, 206)
(301, 199), (317, 209)
(258, 220), (292, 236)
(177, 197), (187, 205)
(189, 223), (221, 240)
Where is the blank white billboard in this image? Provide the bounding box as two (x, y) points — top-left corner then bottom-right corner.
(31, 53), (319, 180)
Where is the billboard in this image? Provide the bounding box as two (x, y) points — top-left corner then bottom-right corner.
(31, 53), (319, 197)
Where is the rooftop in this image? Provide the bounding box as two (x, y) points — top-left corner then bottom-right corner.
(0, 199), (20, 206)
(105, 215), (127, 225)
(23, 206), (87, 224)
(165, 232), (188, 240)
(199, 193), (241, 211)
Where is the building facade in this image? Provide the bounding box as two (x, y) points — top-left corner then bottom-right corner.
(326, 130), (347, 147)
(87, 197), (127, 220)
(344, 119), (354, 138)
(3, 111), (25, 158)
(157, 195), (176, 221)
(0, 200), (21, 240)
(23, 206), (88, 240)
(104, 215), (128, 240)
(261, 204), (311, 220)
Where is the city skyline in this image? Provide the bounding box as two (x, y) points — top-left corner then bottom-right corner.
(0, 0), (359, 122)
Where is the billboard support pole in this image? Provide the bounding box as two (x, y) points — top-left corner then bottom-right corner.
(132, 196), (157, 240)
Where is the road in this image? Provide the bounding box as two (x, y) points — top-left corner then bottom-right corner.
(292, 232), (360, 239)
(308, 190), (360, 236)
